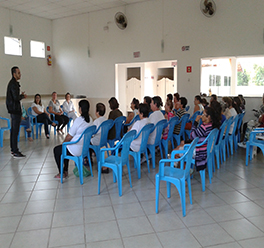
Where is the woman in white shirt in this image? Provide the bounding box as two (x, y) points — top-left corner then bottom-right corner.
(193, 95), (204, 114)
(31, 94), (56, 139)
(62, 93), (78, 121)
(53, 99), (93, 179)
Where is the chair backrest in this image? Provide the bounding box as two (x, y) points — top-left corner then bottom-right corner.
(179, 114), (190, 136)
(215, 119), (228, 146)
(237, 112), (245, 132)
(188, 111), (200, 124)
(99, 119), (114, 147)
(230, 115), (239, 135)
(185, 106), (190, 112)
(27, 107), (32, 116)
(205, 128), (219, 157)
(0, 116), (11, 129)
(154, 119), (168, 146)
(161, 110), (166, 115)
(224, 116), (234, 140)
(81, 125), (96, 157)
(167, 116), (180, 139)
(137, 123), (154, 152)
(183, 137), (199, 178)
(113, 116), (126, 141)
(119, 130), (137, 163)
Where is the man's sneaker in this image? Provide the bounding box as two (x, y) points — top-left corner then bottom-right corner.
(13, 152), (26, 158)
(238, 142), (247, 149)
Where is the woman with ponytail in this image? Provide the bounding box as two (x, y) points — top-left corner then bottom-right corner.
(53, 100), (93, 179)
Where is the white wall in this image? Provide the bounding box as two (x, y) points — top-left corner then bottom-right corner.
(0, 8), (52, 97)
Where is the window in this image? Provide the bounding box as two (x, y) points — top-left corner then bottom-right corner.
(30, 40), (45, 58)
(4, 36), (22, 56)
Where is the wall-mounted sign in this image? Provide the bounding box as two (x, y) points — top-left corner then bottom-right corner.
(182, 46), (190, 51)
(133, 51), (140, 58)
(186, 66), (192, 73)
(47, 46), (50, 51)
(171, 61), (177, 66)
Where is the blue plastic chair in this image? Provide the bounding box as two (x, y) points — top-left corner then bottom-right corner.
(185, 111), (201, 139)
(90, 119), (114, 165)
(173, 114), (190, 146)
(228, 115), (239, 155)
(108, 116), (126, 148)
(18, 123), (28, 142)
(98, 130), (137, 196)
(246, 128), (264, 166)
(60, 125), (96, 184)
(0, 117), (11, 147)
(147, 119), (167, 169)
(129, 123), (154, 179)
(161, 116), (179, 158)
(185, 106), (190, 112)
(236, 112), (245, 143)
(161, 110), (166, 115)
(46, 107), (59, 135)
(60, 104), (76, 132)
(188, 128), (218, 191)
(27, 107), (44, 139)
(155, 137), (199, 217)
(223, 116), (234, 160)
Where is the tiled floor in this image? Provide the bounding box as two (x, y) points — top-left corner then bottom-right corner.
(1, 135), (264, 247)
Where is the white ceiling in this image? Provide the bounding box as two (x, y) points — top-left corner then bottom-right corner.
(0, 0), (150, 20)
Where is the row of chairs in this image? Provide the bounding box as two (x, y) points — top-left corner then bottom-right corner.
(156, 111), (246, 217)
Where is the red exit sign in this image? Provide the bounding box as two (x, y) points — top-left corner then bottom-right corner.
(186, 66), (192, 73)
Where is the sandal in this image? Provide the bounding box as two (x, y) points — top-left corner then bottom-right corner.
(54, 172), (68, 179)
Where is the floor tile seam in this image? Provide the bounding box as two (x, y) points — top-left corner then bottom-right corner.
(244, 215), (264, 234)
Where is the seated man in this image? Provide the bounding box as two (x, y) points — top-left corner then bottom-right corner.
(173, 97), (188, 135)
(130, 103), (149, 152)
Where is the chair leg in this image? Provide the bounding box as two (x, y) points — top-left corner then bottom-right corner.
(167, 182), (171, 198)
(199, 170), (206, 192)
(137, 153), (141, 179)
(246, 144), (249, 166)
(180, 181), (186, 217)
(155, 174), (160, 213)
(60, 156), (64, 184)
(127, 161), (132, 188)
(118, 166), (122, 197)
(78, 162), (83, 185)
(186, 176), (192, 204)
(98, 161), (101, 194)
(145, 152), (150, 173)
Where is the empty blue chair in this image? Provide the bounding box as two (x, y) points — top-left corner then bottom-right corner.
(27, 107), (44, 139)
(185, 111), (201, 139)
(155, 137), (199, 217)
(129, 123), (154, 179)
(98, 130), (137, 196)
(60, 125), (96, 184)
(246, 128), (264, 166)
(161, 116), (179, 158)
(228, 115), (239, 155)
(214, 119), (228, 168)
(0, 117), (11, 147)
(173, 114), (190, 146)
(147, 119), (167, 169)
(108, 116), (126, 148)
(46, 107), (59, 135)
(90, 119), (114, 165)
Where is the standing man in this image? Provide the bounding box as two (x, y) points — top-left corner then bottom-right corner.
(6, 66), (27, 158)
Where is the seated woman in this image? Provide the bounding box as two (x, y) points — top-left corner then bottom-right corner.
(48, 92), (69, 134)
(21, 104), (33, 141)
(31, 94), (56, 139)
(125, 98), (139, 125)
(193, 95), (204, 114)
(53, 100), (93, 179)
(62, 92), (78, 121)
(162, 100), (175, 140)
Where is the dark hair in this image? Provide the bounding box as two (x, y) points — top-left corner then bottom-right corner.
(52, 91), (57, 95)
(210, 100), (222, 124)
(166, 100), (173, 110)
(152, 96), (163, 108)
(222, 97), (232, 108)
(79, 100), (90, 123)
(132, 98), (139, 109)
(201, 98), (209, 107)
(167, 93), (173, 101)
(232, 97), (242, 114)
(96, 103), (106, 116)
(179, 97), (187, 108)
(108, 97), (119, 110)
(34, 94), (42, 106)
(211, 94), (217, 101)
(174, 93), (180, 101)
(139, 103), (149, 117)
(238, 94), (246, 105)
(65, 92), (71, 99)
(144, 96), (151, 106)
(11, 66), (19, 76)
(205, 106), (221, 129)
(195, 95), (202, 103)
